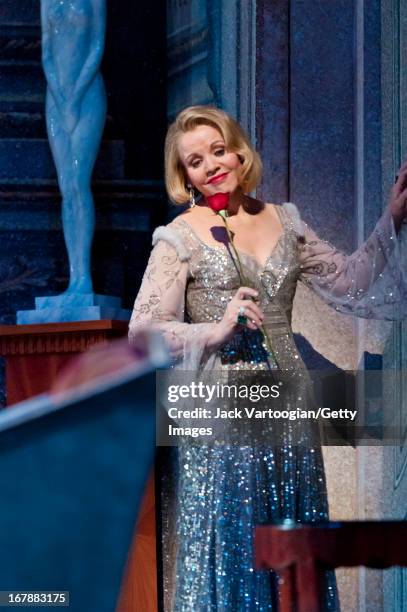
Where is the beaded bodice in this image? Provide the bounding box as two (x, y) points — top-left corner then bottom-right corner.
(169, 206), (306, 371)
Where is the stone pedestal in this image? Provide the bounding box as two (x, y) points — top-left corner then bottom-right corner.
(17, 293), (131, 324)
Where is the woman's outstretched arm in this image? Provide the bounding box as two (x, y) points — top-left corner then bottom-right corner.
(295, 204), (406, 320)
(293, 161), (407, 320)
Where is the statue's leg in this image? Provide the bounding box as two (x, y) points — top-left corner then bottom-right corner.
(46, 78), (107, 294)
(45, 91), (80, 293)
(67, 75), (107, 293)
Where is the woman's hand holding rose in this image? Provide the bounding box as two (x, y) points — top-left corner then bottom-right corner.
(207, 286), (264, 351)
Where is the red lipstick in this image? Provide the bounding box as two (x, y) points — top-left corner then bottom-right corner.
(207, 172), (229, 185)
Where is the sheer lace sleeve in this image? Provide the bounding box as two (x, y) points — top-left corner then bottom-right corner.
(288, 204), (407, 320)
(128, 229), (218, 369)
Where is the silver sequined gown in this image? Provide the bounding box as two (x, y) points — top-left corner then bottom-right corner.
(129, 202), (406, 611)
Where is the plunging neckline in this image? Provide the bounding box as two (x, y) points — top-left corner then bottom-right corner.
(174, 204), (286, 274)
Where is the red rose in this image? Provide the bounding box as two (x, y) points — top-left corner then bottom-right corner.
(207, 192), (230, 212)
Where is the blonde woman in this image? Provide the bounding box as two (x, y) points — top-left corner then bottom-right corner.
(129, 105), (407, 611)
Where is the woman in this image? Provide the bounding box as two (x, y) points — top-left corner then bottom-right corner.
(129, 106), (407, 611)
(41, 0), (107, 294)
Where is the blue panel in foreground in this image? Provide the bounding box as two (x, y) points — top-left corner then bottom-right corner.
(0, 365), (156, 612)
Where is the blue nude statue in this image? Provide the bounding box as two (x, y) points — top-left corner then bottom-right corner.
(17, 0), (131, 323)
(41, 0), (107, 294)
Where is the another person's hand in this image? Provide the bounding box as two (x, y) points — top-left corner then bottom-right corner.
(208, 286), (264, 351)
(389, 159), (407, 230)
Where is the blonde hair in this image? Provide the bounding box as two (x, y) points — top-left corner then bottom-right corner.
(165, 105), (262, 204)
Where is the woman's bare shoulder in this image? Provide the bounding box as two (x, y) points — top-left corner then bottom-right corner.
(246, 200), (282, 227)
(264, 201), (293, 223)
(264, 201), (280, 214)
(170, 205), (217, 231)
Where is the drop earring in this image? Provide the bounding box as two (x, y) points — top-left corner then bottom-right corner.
(187, 185), (196, 208)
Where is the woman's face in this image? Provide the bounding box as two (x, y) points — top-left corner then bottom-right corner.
(178, 124), (242, 198)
